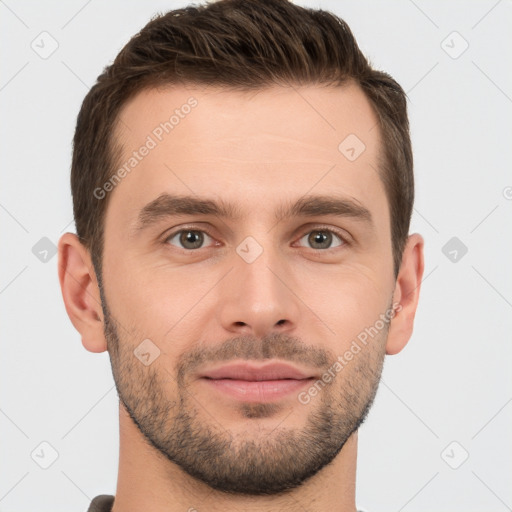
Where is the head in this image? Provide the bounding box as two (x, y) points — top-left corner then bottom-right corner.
(59, 0), (424, 496)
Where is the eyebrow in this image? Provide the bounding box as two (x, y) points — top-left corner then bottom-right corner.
(133, 192), (373, 233)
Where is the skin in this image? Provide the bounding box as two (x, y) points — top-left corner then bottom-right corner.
(58, 82), (424, 511)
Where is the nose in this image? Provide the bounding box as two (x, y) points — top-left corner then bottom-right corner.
(218, 244), (300, 339)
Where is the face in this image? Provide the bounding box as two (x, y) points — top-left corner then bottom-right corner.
(99, 83), (397, 495)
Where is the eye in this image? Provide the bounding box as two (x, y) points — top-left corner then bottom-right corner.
(163, 226), (347, 252)
(298, 229), (346, 250)
(165, 229), (215, 250)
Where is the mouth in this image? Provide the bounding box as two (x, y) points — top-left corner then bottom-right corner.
(198, 361), (316, 402)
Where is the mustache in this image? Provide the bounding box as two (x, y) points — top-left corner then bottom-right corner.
(176, 332), (333, 383)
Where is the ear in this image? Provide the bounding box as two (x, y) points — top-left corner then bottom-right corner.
(57, 232), (107, 353)
(386, 233), (425, 355)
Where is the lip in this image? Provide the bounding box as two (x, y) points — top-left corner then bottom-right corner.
(199, 361), (314, 381)
(198, 361), (316, 402)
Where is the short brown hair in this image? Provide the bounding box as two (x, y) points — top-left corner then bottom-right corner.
(71, 0), (413, 279)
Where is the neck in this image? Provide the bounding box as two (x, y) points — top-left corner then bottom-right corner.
(111, 403), (358, 512)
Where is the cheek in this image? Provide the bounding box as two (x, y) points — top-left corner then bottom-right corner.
(103, 255), (215, 355)
(102, 255), (169, 333)
(298, 262), (392, 347)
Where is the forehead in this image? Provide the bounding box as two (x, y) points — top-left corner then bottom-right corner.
(115, 82), (379, 155)
(106, 82), (387, 230)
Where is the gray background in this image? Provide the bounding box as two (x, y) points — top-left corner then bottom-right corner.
(1, 0), (511, 511)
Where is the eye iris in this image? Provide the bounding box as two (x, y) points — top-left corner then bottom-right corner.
(309, 231), (331, 249)
(180, 230), (203, 249)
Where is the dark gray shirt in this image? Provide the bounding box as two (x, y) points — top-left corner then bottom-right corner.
(87, 495), (114, 512)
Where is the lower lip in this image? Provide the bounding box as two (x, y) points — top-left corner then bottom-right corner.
(200, 378), (314, 402)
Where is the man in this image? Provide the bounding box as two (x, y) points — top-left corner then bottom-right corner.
(58, 0), (424, 510)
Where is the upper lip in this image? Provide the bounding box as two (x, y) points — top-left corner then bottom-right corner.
(199, 361), (315, 381)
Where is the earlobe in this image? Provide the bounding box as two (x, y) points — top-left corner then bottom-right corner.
(57, 233), (107, 353)
(385, 233), (425, 355)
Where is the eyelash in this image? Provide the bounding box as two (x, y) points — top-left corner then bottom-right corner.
(163, 225), (350, 251)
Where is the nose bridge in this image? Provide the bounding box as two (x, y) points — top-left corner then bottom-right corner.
(237, 239), (281, 304)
